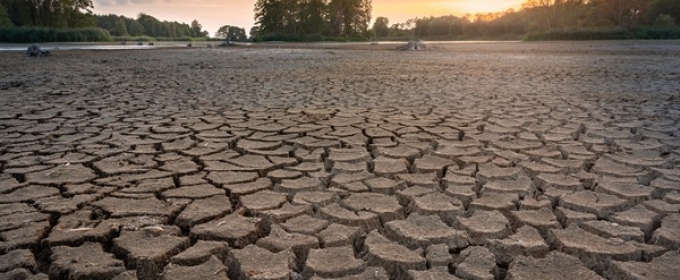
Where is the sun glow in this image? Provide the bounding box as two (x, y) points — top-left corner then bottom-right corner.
(439, 1), (525, 14)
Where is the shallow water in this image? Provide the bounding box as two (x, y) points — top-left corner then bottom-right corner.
(0, 40), (521, 52)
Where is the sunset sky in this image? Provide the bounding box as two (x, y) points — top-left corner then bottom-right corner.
(92, 0), (525, 36)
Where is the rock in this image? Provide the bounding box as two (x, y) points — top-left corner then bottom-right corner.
(407, 269), (459, 280)
(275, 177), (324, 195)
(555, 206), (597, 228)
(468, 193), (519, 214)
(256, 225), (319, 266)
(342, 193), (404, 224)
(190, 213), (267, 248)
(480, 176), (535, 198)
(239, 190), (288, 214)
(548, 225), (642, 273)
(0, 249), (36, 273)
(0, 268), (32, 280)
(508, 208), (561, 238)
(384, 213), (468, 250)
(454, 246), (496, 280)
(606, 251), (680, 280)
(43, 211), (119, 247)
(0, 221), (51, 253)
(507, 251), (603, 280)
(302, 246), (366, 279)
(49, 242), (126, 280)
(408, 192), (464, 225)
(650, 213), (680, 249)
(455, 210), (511, 245)
(227, 245), (295, 280)
(397, 40), (427, 51)
(580, 220), (645, 242)
(170, 240), (230, 266)
(260, 202), (313, 222)
(161, 184), (225, 199)
(425, 244), (452, 267)
(281, 214), (329, 235)
(161, 256), (228, 280)
(175, 195), (232, 228)
(487, 225), (549, 264)
(92, 197), (183, 218)
(315, 223), (363, 248)
(363, 231), (427, 280)
(364, 177), (407, 195)
(318, 203), (381, 231)
(309, 267), (389, 280)
(112, 227), (190, 279)
(26, 45), (49, 57)
(595, 177), (654, 205)
(609, 204), (661, 237)
(559, 191), (628, 219)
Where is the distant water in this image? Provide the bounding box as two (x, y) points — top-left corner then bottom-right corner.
(0, 41), (521, 52)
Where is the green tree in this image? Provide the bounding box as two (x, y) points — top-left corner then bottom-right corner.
(126, 18), (145, 36)
(110, 17), (128, 36)
(250, 25), (260, 37)
(654, 14), (677, 27)
(190, 19), (208, 37)
(215, 25), (248, 41)
(648, 0), (680, 26)
(0, 3), (14, 27)
(372, 16), (388, 37)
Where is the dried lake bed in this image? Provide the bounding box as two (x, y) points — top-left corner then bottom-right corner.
(0, 41), (679, 280)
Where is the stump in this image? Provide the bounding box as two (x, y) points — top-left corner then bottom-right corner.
(26, 45), (49, 57)
(397, 40), (427, 51)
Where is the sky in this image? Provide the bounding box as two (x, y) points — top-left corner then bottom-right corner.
(92, 0), (526, 37)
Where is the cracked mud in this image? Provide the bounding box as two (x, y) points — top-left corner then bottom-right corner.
(1, 41), (679, 280)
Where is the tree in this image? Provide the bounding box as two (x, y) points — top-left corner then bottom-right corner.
(110, 17), (128, 36)
(250, 26), (260, 38)
(596, 0), (647, 26)
(126, 18), (145, 36)
(648, 0), (680, 26)
(0, 3), (14, 27)
(190, 19), (208, 37)
(215, 25), (248, 41)
(254, 0), (371, 38)
(372, 16), (388, 37)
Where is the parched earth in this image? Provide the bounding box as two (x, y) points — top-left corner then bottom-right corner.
(0, 41), (679, 280)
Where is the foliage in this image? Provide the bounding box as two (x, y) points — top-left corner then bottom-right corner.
(372, 16), (388, 37)
(0, 26), (111, 42)
(94, 13), (207, 39)
(0, 3), (13, 27)
(378, 0), (680, 41)
(254, 0), (372, 41)
(112, 36), (209, 42)
(0, 0), (95, 28)
(654, 14), (677, 27)
(523, 26), (680, 40)
(215, 25), (248, 41)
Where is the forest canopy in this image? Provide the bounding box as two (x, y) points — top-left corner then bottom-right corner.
(253, 0), (372, 39)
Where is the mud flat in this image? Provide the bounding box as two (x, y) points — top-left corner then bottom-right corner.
(0, 41), (679, 280)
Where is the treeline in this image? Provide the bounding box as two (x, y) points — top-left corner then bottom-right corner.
(253, 0), (372, 41)
(94, 14), (208, 39)
(0, 0), (95, 28)
(380, 0), (680, 40)
(0, 0), (210, 42)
